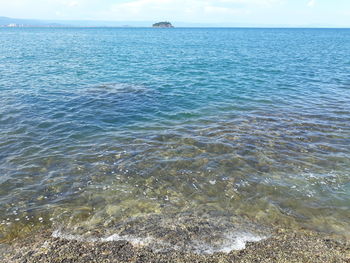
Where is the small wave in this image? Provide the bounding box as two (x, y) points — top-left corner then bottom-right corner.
(52, 230), (153, 247)
(191, 232), (266, 254)
(101, 234), (154, 246)
(86, 83), (149, 95)
(52, 229), (267, 254)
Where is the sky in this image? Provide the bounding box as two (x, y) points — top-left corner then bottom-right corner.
(0, 0), (350, 27)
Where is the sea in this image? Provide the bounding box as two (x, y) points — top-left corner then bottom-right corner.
(0, 27), (349, 253)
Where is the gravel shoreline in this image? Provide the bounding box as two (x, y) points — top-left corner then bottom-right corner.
(2, 228), (349, 263)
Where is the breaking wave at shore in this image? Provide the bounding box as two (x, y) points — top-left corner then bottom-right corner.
(52, 212), (269, 254)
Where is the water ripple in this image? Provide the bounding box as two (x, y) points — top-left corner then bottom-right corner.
(0, 28), (349, 243)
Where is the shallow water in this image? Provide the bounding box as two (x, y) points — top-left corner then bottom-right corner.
(0, 28), (349, 251)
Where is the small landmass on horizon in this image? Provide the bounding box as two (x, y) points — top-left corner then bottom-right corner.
(152, 21), (174, 28)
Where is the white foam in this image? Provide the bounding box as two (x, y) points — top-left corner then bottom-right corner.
(101, 234), (154, 246)
(191, 232), (267, 254)
(52, 230), (99, 242)
(52, 230), (267, 255)
(52, 230), (153, 247)
(222, 232), (266, 252)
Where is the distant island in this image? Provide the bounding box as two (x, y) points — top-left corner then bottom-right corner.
(152, 22), (174, 28)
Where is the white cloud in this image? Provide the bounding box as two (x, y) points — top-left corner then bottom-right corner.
(67, 1), (80, 7)
(104, 0), (282, 22)
(307, 0), (316, 7)
(0, 0), (98, 19)
(1, 0), (349, 27)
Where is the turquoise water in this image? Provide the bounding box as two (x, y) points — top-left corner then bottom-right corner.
(0, 28), (350, 248)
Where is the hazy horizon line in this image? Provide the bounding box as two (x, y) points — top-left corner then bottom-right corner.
(1, 16), (349, 29)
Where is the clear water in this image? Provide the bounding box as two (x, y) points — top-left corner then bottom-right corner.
(0, 28), (349, 249)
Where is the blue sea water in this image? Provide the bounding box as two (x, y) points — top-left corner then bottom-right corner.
(0, 28), (349, 248)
